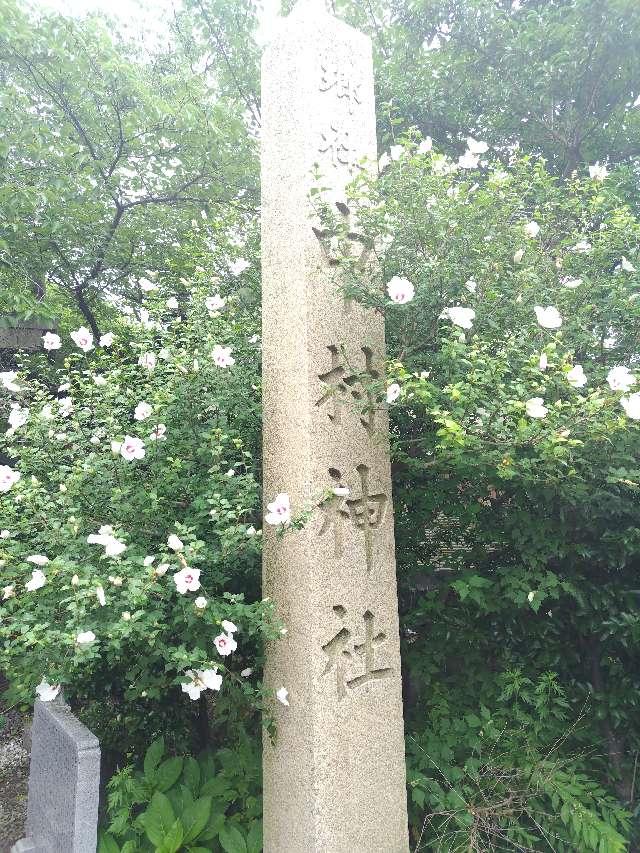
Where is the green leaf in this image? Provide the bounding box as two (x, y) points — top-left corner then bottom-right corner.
(98, 833), (120, 853)
(144, 737), (165, 780)
(219, 825), (248, 853)
(183, 756), (201, 795)
(200, 811), (226, 841)
(155, 757), (184, 793)
(411, 787), (426, 808)
(200, 775), (233, 799)
(246, 821), (262, 853)
(182, 796), (212, 845)
(155, 818), (184, 853)
(143, 792), (176, 847)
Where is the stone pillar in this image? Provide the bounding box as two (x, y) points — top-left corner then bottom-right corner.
(261, 2), (409, 851)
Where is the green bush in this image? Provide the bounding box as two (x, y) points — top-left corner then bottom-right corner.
(100, 735), (262, 853)
(0, 271), (278, 755)
(317, 141), (640, 848)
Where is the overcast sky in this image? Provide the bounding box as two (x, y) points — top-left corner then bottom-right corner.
(34, 0), (283, 44)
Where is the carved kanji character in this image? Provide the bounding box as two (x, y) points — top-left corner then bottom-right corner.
(322, 606), (392, 698)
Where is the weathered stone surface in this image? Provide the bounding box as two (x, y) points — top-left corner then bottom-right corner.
(261, 2), (409, 851)
(0, 328), (47, 351)
(11, 698), (100, 853)
(0, 314), (54, 351)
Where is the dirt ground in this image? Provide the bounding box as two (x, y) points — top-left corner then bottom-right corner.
(0, 703), (28, 853)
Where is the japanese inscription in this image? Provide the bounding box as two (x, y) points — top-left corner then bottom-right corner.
(317, 54), (364, 170)
(322, 606), (393, 699)
(319, 465), (388, 572)
(318, 123), (357, 169)
(311, 199), (371, 271)
(316, 345), (379, 433)
(319, 57), (363, 114)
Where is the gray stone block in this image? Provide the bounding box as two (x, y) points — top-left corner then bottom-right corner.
(11, 697), (100, 853)
(11, 839), (38, 853)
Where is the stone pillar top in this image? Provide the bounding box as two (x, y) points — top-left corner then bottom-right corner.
(290, 0), (331, 16)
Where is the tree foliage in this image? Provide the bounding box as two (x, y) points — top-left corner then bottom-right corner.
(0, 0), (256, 337)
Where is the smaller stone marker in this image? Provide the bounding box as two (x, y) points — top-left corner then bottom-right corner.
(0, 314), (54, 351)
(11, 697), (101, 853)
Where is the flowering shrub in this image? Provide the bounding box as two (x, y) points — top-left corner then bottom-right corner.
(320, 143), (640, 847)
(0, 273), (278, 753)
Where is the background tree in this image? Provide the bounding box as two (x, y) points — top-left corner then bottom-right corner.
(333, 0), (640, 178)
(0, 0), (257, 338)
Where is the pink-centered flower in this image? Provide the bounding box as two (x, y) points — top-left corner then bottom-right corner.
(621, 393), (640, 420)
(167, 534), (183, 551)
(566, 365), (587, 388)
(458, 150), (479, 169)
(441, 306), (475, 329)
(229, 258), (250, 276)
(26, 570), (47, 591)
(7, 405), (28, 431)
(76, 630), (96, 645)
(181, 668), (222, 700)
(265, 493), (291, 526)
(386, 383), (401, 404)
(133, 401), (152, 421)
(607, 366), (636, 393)
(0, 372), (21, 392)
(525, 397), (548, 419)
(561, 276), (582, 288)
(534, 306), (562, 329)
(119, 436), (145, 461)
(149, 423), (167, 441)
(173, 567), (201, 594)
(42, 332), (62, 351)
(466, 137), (489, 154)
(211, 345), (235, 368)
(386, 276), (415, 304)
(70, 327), (94, 353)
(87, 529), (127, 557)
(206, 295), (226, 313)
(214, 632), (237, 656)
(138, 352), (157, 371)
(0, 465), (20, 492)
(588, 162), (608, 181)
(58, 397), (73, 418)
